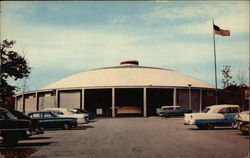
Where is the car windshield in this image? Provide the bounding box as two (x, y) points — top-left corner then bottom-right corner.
(6, 111), (18, 119)
(203, 108), (211, 113)
(50, 111), (58, 116)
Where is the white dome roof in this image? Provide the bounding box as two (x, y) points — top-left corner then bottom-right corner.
(42, 65), (214, 90)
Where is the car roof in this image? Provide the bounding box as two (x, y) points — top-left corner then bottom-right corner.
(161, 106), (180, 109)
(44, 108), (68, 111)
(206, 104), (239, 109)
(28, 110), (55, 114)
(205, 104), (240, 113)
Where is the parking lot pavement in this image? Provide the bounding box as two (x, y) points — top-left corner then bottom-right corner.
(4, 117), (248, 158)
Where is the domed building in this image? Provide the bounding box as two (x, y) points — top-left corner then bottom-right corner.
(15, 60), (216, 117)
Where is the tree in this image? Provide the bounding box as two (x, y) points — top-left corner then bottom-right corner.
(221, 65), (235, 88)
(0, 39), (31, 107)
(237, 68), (247, 87)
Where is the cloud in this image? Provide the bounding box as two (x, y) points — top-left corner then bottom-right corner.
(138, 2), (249, 34)
(2, 1), (249, 90)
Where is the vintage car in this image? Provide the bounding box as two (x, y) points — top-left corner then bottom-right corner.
(28, 111), (78, 130)
(233, 110), (249, 135)
(0, 108), (30, 146)
(9, 110), (44, 136)
(44, 108), (89, 124)
(69, 108), (96, 120)
(232, 110), (249, 129)
(158, 106), (192, 117)
(184, 104), (240, 129)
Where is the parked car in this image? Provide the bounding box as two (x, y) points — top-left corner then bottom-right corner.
(44, 108), (89, 124)
(9, 110), (44, 136)
(239, 122), (249, 136)
(0, 108), (31, 146)
(27, 111), (78, 130)
(232, 110), (249, 129)
(233, 110), (249, 135)
(69, 108), (95, 120)
(158, 106), (192, 117)
(184, 104), (240, 130)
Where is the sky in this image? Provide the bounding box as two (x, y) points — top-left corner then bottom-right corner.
(1, 1), (249, 92)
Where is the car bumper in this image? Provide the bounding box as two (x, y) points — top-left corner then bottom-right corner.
(77, 117), (89, 124)
(232, 121), (240, 129)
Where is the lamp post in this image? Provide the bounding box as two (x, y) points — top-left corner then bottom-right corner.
(188, 84), (192, 110)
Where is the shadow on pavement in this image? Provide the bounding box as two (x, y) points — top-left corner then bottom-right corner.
(72, 125), (94, 130)
(237, 133), (250, 138)
(16, 142), (53, 147)
(89, 119), (98, 123)
(27, 137), (52, 140)
(190, 127), (236, 130)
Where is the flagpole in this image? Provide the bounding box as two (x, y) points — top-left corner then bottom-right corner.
(212, 19), (218, 104)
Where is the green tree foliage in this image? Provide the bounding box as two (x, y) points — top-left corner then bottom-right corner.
(0, 39), (31, 106)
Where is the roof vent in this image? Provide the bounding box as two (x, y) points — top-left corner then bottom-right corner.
(120, 60), (139, 66)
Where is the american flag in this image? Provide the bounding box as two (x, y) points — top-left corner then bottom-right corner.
(213, 24), (230, 36)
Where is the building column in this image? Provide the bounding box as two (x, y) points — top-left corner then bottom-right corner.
(36, 92), (39, 111)
(188, 84), (192, 110)
(81, 89), (85, 109)
(199, 89), (203, 112)
(15, 96), (18, 110)
(143, 87), (147, 117)
(112, 88), (115, 117)
(56, 90), (59, 108)
(173, 88), (177, 106)
(22, 94), (25, 113)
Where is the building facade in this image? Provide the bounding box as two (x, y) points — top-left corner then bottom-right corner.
(15, 60), (217, 117)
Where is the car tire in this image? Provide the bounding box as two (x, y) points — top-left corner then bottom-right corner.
(63, 123), (71, 130)
(241, 126), (249, 136)
(165, 114), (169, 118)
(205, 123), (215, 130)
(197, 125), (205, 130)
(2, 132), (19, 147)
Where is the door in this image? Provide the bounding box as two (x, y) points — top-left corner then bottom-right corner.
(224, 107), (240, 126)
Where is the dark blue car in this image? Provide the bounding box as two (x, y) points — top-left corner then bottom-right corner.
(158, 106), (192, 117)
(28, 111), (78, 130)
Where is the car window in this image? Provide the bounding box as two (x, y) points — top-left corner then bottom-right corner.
(6, 112), (18, 119)
(30, 113), (41, 118)
(0, 111), (17, 119)
(0, 113), (7, 119)
(203, 108), (210, 113)
(52, 110), (64, 115)
(218, 108), (226, 114)
(43, 112), (54, 118)
(226, 107), (239, 114)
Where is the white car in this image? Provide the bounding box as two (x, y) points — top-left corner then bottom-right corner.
(232, 110), (249, 129)
(233, 110), (249, 135)
(44, 108), (89, 124)
(184, 104), (240, 129)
